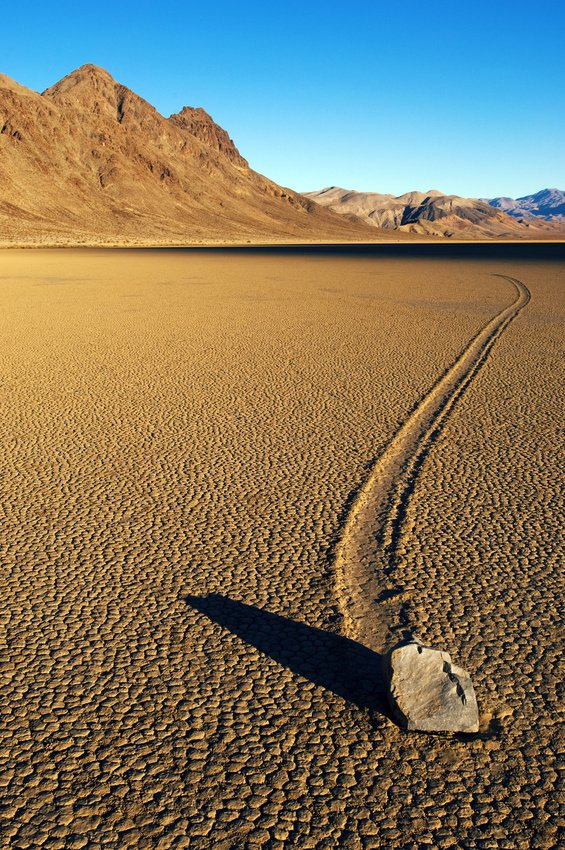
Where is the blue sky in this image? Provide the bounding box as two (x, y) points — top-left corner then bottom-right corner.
(3, 1), (564, 197)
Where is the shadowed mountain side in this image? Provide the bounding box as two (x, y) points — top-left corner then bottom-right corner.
(185, 594), (388, 714)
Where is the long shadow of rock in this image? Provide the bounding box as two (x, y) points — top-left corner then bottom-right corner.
(185, 594), (389, 715)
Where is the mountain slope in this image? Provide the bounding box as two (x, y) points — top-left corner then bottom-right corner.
(486, 189), (565, 222)
(304, 187), (563, 238)
(0, 65), (378, 245)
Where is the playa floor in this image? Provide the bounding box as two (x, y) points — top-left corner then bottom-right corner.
(0, 248), (562, 849)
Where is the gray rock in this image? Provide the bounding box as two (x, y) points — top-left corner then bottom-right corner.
(384, 636), (479, 733)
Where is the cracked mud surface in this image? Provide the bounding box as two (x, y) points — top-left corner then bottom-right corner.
(0, 249), (562, 848)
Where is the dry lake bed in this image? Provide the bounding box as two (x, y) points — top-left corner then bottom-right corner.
(0, 245), (563, 849)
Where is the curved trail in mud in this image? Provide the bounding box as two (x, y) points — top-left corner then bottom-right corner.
(334, 274), (530, 653)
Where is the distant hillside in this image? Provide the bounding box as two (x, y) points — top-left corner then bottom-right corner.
(486, 189), (565, 222)
(304, 187), (564, 239)
(0, 65), (379, 245)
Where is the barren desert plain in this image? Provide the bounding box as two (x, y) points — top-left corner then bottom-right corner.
(0, 244), (563, 849)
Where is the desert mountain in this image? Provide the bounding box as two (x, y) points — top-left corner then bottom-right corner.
(0, 65), (378, 245)
(304, 187), (564, 238)
(486, 189), (565, 222)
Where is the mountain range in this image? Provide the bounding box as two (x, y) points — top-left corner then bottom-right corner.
(0, 65), (377, 245)
(485, 189), (565, 222)
(0, 64), (563, 244)
(304, 188), (565, 239)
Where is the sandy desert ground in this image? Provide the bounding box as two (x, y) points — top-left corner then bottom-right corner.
(0, 247), (562, 849)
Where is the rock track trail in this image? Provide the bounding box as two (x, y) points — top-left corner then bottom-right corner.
(334, 274), (531, 653)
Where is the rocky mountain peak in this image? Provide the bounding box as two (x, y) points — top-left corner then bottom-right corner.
(42, 64), (116, 96)
(169, 105), (248, 168)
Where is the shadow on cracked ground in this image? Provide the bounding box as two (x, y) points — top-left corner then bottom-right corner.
(185, 593), (390, 717)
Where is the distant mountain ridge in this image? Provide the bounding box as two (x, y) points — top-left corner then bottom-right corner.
(485, 189), (565, 222)
(304, 187), (565, 238)
(0, 64), (377, 245)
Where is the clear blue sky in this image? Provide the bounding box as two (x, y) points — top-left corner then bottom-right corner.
(3, 1), (564, 197)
